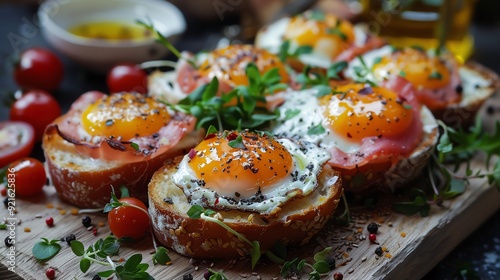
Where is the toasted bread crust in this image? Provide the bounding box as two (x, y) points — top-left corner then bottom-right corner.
(148, 157), (343, 259)
(435, 61), (500, 128)
(343, 106), (439, 191)
(42, 119), (203, 208)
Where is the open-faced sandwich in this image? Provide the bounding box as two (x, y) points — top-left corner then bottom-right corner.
(255, 10), (385, 71)
(345, 45), (500, 128)
(148, 44), (292, 110)
(272, 78), (439, 191)
(148, 130), (343, 259)
(42, 91), (204, 208)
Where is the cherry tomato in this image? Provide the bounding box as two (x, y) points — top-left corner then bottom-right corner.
(108, 197), (150, 240)
(14, 48), (63, 92)
(7, 157), (46, 196)
(107, 63), (148, 94)
(9, 90), (61, 141)
(0, 121), (35, 168)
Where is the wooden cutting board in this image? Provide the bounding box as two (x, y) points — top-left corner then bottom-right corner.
(2, 75), (500, 280)
(0, 160), (499, 280)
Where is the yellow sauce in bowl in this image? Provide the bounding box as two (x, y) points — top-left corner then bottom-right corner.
(68, 21), (153, 41)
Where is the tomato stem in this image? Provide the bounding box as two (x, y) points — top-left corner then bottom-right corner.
(120, 202), (150, 217)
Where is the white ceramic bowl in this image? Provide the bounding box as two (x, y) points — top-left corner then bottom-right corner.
(38, 0), (186, 73)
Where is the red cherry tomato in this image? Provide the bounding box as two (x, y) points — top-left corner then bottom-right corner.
(9, 90), (62, 141)
(7, 157), (46, 196)
(0, 121), (35, 168)
(108, 197), (150, 240)
(14, 48), (63, 92)
(107, 63), (148, 94)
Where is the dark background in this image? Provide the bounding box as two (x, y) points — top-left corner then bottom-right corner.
(0, 1), (499, 279)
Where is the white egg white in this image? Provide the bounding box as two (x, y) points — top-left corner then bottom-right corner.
(272, 88), (362, 154)
(171, 136), (331, 215)
(255, 17), (368, 69)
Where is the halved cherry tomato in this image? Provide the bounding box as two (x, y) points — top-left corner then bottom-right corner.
(108, 197), (150, 240)
(6, 157), (46, 196)
(0, 121), (35, 168)
(9, 90), (61, 141)
(14, 48), (63, 92)
(107, 63), (148, 94)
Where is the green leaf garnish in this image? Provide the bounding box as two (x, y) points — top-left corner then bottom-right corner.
(130, 142), (140, 152)
(428, 70), (443, 80)
(327, 61), (347, 80)
(32, 238), (61, 261)
(307, 123), (326, 135)
(326, 27), (347, 41)
(206, 125), (218, 136)
(228, 135), (246, 149)
(284, 109), (301, 120)
(313, 85), (332, 97)
(399, 70), (406, 77)
(392, 195), (430, 217)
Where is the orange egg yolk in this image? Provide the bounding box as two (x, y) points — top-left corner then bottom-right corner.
(284, 12), (355, 59)
(372, 47), (451, 90)
(81, 92), (171, 140)
(187, 131), (293, 198)
(320, 84), (414, 142)
(198, 45), (290, 88)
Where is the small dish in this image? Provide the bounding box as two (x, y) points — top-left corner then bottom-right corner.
(38, 0), (186, 73)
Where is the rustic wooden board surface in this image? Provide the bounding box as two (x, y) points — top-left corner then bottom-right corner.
(1, 85), (499, 280)
(0, 168), (499, 280)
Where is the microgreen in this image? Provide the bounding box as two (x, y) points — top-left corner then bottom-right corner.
(130, 142), (140, 152)
(136, 19), (197, 69)
(280, 247), (333, 280)
(70, 236), (153, 280)
(228, 135), (246, 149)
(152, 246), (171, 265)
(307, 123), (326, 135)
(373, 56), (383, 65)
(169, 62), (283, 131)
(326, 27), (347, 41)
(0, 223), (6, 230)
(207, 269), (228, 280)
(394, 118), (500, 215)
(32, 238), (61, 261)
(278, 40), (313, 62)
(428, 71), (443, 80)
(296, 61), (347, 89)
(353, 56), (378, 86)
(187, 205), (261, 269)
(284, 109), (301, 120)
(309, 10), (326, 21)
(399, 70), (406, 78)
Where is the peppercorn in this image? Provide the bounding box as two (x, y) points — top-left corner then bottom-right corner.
(183, 274), (194, 280)
(5, 236), (13, 247)
(375, 246), (383, 256)
(64, 234), (76, 245)
(45, 267), (56, 279)
(367, 222), (378, 234)
(326, 256), (336, 269)
(203, 270), (213, 280)
(369, 233), (377, 243)
(82, 216), (92, 227)
(46, 217), (54, 227)
(92, 275), (101, 280)
(333, 272), (343, 280)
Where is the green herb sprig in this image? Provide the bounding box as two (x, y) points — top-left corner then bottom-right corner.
(136, 19), (197, 69)
(296, 61), (347, 90)
(278, 40), (313, 63)
(393, 118), (500, 216)
(70, 235), (154, 280)
(187, 205), (261, 269)
(169, 62), (285, 131)
(279, 247), (334, 280)
(352, 56), (378, 87)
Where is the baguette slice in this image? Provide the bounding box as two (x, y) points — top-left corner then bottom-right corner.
(148, 157), (343, 259)
(42, 92), (204, 208)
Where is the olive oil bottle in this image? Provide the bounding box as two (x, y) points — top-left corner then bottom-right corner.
(360, 0), (475, 62)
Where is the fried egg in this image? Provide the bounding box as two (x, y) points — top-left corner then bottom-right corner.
(255, 10), (383, 69)
(345, 45), (462, 110)
(272, 82), (423, 156)
(172, 130), (330, 216)
(148, 44), (290, 105)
